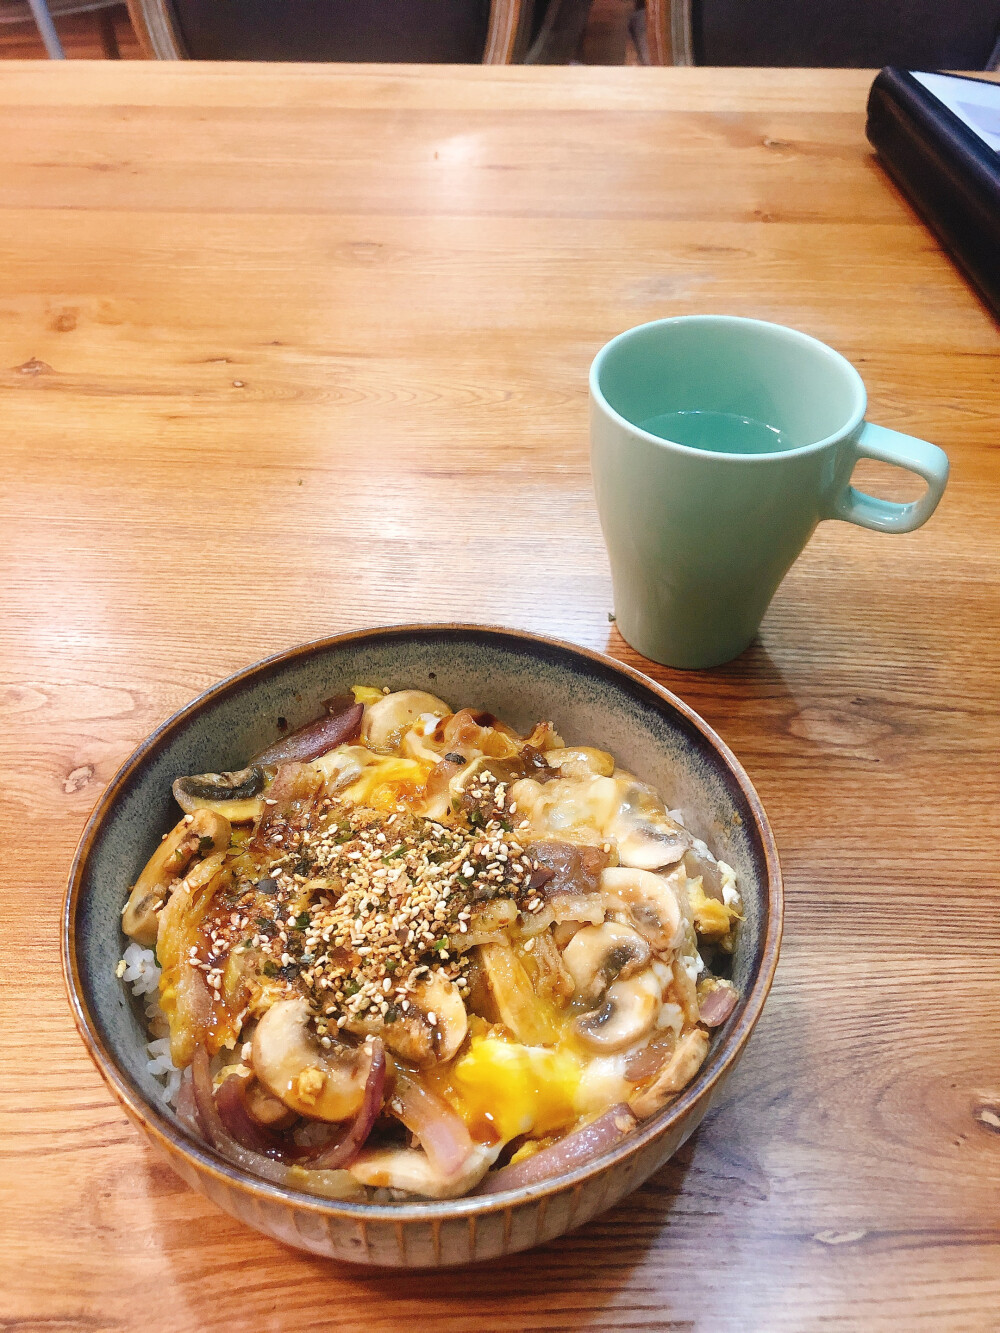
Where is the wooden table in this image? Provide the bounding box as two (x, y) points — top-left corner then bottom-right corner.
(1, 62), (998, 1331)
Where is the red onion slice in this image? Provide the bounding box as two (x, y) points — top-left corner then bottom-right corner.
(307, 1039), (386, 1170)
(190, 1046), (385, 1186)
(214, 1072), (289, 1158)
(477, 1104), (637, 1194)
(392, 1071), (475, 1178)
(699, 982), (738, 1027)
(190, 1048), (297, 1186)
(254, 702), (364, 766)
(174, 1076), (200, 1137)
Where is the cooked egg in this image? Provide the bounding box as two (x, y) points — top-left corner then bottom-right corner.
(443, 1035), (584, 1143)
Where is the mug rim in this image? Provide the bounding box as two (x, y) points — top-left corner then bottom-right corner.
(590, 315), (868, 463)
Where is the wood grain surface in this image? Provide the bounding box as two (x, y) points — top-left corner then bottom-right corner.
(1, 63), (998, 1332)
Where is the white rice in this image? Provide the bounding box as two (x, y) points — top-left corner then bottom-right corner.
(118, 943), (182, 1106)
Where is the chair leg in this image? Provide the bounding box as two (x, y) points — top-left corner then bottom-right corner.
(525, 0), (594, 64)
(26, 0), (65, 56)
(98, 5), (121, 56)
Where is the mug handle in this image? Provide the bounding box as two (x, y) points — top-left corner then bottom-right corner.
(825, 422), (949, 534)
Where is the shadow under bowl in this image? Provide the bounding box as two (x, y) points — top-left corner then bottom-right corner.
(63, 624), (782, 1267)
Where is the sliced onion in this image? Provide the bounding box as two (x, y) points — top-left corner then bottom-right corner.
(174, 1076), (200, 1136)
(307, 1039), (386, 1170)
(699, 982), (738, 1027)
(214, 1073), (289, 1158)
(190, 1045), (385, 1186)
(190, 1047), (297, 1186)
(392, 1071), (474, 1178)
(255, 702), (364, 766)
(477, 1104), (637, 1194)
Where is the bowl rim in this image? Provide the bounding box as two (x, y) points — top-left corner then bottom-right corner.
(63, 622), (783, 1222)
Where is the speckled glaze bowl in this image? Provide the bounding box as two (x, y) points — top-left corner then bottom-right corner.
(64, 625), (782, 1267)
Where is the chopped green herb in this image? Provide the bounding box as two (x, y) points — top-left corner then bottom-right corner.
(293, 912), (310, 931)
(344, 979), (360, 996)
(384, 958), (398, 973)
(261, 960), (278, 977)
(198, 835), (215, 855)
(381, 845), (405, 863)
(385, 1006), (399, 1024)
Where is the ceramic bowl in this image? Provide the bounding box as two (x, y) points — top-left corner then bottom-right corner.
(64, 624), (782, 1267)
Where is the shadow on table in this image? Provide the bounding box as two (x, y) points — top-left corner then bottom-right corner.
(324, 1139), (696, 1319)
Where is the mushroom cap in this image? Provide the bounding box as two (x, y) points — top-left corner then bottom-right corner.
(599, 865), (684, 952)
(573, 968), (661, 1053)
(252, 997), (371, 1122)
(172, 765), (266, 823)
(608, 780), (691, 871)
(346, 973), (468, 1068)
(561, 921), (651, 1001)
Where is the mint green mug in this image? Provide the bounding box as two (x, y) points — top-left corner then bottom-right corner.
(590, 316), (949, 669)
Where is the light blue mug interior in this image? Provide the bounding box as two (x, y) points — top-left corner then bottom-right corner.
(594, 316), (866, 453)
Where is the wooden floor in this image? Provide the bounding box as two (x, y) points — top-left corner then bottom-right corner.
(0, 0), (641, 62)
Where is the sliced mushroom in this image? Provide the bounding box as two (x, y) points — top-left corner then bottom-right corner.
(173, 765), (266, 823)
(562, 921), (651, 1002)
(348, 1144), (499, 1199)
(252, 997), (372, 1122)
(362, 690), (451, 754)
(244, 1077), (297, 1129)
(615, 824), (690, 871)
(600, 865), (684, 952)
(628, 1028), (709, 1118)
(573, 968), (661, 1052)
(345, 973), (467, 1068)
(608, 780), (692, 870)
(122, 809), (231, 946)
